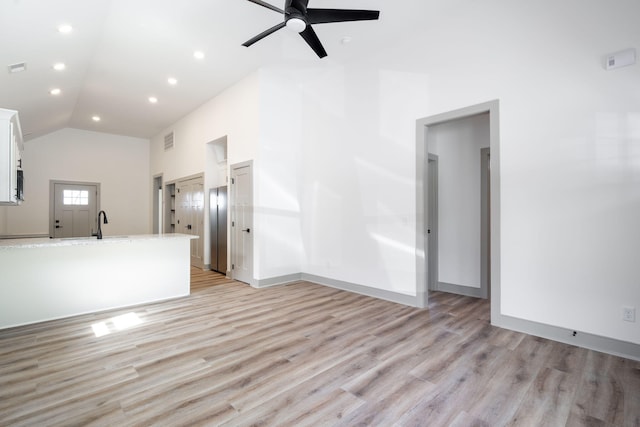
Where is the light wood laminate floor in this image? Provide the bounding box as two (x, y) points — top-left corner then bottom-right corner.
(1, 268), (638, 426)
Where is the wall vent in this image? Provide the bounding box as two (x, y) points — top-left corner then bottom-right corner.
(164, 132), (174, 151)
(8, 62), (27, 73)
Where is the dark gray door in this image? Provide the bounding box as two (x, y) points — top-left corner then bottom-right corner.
(210, 186), (228, 274)
(52, 182), (98, 238)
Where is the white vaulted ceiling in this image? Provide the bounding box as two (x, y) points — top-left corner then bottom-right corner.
(0, 0), (441, 140)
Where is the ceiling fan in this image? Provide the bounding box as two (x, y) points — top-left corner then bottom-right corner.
(242, 0), (380, 58)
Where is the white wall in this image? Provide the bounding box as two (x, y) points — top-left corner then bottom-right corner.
(149, 0), (639, 345)
(284, 64), (429, 296)
(259, 1), (639, 344)
(335, 0), (639, 344)
(150, 72), (261, 272)
(0, 128), (150, 236)
(256, 68), (305, 280)
(428, 114), (489, 288)
(150, 73), (260, 183)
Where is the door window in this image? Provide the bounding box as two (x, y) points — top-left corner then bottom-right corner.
(63, 190), (89, 206)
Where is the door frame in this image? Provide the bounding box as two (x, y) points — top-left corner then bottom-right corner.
(415, 100), (501, 326)
(49, 180), (101, 238)
(427, 154), (439, 292)
(152, 174), (163, 234)
(480, 147), (491, 299)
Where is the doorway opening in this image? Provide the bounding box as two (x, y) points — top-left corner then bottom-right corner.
(415, 100), (500, 324)
(49, 180), (100, 238)
(152, 175), (163, 234)
(425, 113), (490, 299)
(205, 136), (228, 273)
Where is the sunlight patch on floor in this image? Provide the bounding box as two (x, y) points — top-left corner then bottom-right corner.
(91, 312), (143, 337)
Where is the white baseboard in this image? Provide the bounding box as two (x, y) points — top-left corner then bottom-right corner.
(253, 272), (419, 306)
(301, 273), (420, 306)
(254, 274), (304, 288)
(0, 234), (49, 239)
(494, 314), (640, 362)
(437, 282), (485, 298)
(252, 273), (639, 361)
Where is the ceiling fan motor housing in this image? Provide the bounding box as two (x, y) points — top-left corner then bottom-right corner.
(286, 0), (309, 14)
(285, 0), (308, 27)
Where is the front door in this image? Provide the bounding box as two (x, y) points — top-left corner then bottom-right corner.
(231, 161), (253, 285)
(51, 182), (99, 238)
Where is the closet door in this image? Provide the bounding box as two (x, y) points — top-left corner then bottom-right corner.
(189, 179), (204, 267)
(176, 176), (204, 268)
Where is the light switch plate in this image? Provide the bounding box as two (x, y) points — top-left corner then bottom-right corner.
(606, 48), (636, 70)
(623, 307), (636, 322)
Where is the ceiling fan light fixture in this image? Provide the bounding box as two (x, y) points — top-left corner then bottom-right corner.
(286, 17), (306, 33)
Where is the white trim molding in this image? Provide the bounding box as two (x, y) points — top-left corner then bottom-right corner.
(254, 272), (640, 361)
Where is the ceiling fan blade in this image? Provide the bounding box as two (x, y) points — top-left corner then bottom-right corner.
(299, 25), (327, 58)
(307, 9), (380, 24)
(246, 0), (285, 14)
(242, 22), (286, 47)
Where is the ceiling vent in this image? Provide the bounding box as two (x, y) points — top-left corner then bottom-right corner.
(164, 132), (174, 151)
(8, 62), (27, 74)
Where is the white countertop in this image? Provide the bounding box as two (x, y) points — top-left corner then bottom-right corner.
(0, 233), (197, 250)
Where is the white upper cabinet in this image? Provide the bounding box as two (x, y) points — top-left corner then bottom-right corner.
(0, 108), (24, 205)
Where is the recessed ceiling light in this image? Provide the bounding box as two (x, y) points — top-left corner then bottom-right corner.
(167, 77), (178, 85)
(58, 24), (73, 34)
(53, 62), (66, 71)
(49, 88), (61, 95)
(193, 50), (205, 60)
(148, 96), (158, 104)
(92, 115), (101, 122)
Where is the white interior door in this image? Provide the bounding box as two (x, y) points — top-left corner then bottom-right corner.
(176, 181), (190, 234)
(190, 180), (204, 267)
(52, 182), (98, 238)
(176, 177), (204, 268)
(231, 162), (253, 285)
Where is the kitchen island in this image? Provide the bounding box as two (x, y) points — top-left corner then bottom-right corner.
(0, 234), (197, 329)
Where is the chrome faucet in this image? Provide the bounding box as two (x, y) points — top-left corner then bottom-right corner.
(97, 210), (108, 239)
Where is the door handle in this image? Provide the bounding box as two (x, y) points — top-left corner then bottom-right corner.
(242, 228), (251, 233)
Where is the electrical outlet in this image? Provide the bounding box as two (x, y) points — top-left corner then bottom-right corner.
(623, 307), (636, 323)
